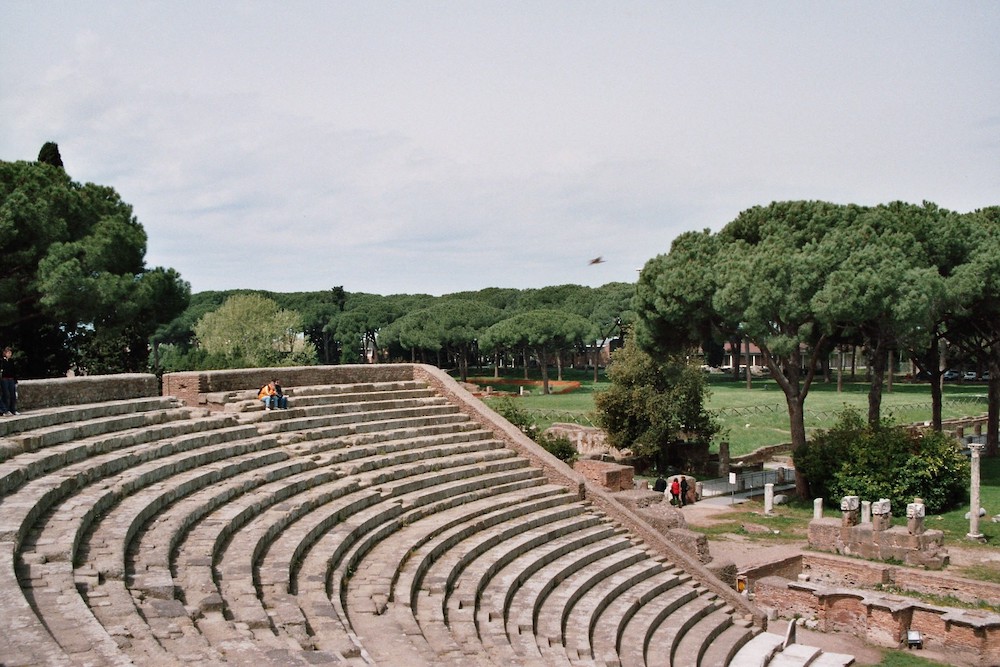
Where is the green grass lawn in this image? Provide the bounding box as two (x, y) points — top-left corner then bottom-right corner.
(462, 368), (989, 457)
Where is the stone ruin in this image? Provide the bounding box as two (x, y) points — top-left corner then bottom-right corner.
(808, 496), (949, 569)
(574, 460), (717, 570)
(544, 422), (632, 459)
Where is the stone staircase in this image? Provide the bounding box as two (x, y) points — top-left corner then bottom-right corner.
(0, 365), (855, 666)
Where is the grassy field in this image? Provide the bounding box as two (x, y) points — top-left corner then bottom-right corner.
(466, 368), (990, 457)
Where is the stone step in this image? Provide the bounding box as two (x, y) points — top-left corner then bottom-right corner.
(0, 396), (184, 441)
(668, 605), (736, 666)
(326, 481), (564, 665)
(249, 395), (453, 423)
(557, 556), (680, 661)
(697, 617), (758, 667)
(253, 387), (438, 412)
(808, 651), (856, 667)
(0, 422), (263, 547)
(768, 642), (821, 667)
(210, 380), (427, 409)
(0, 410), (238, 497)
(197, 451), (525, 653)
(729, 631), (785, 667)
(255, 403), (468, 437)
(614, 584), (705, 666)
(472, 527), (633, 658)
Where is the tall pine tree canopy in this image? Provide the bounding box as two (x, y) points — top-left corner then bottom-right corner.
(0, 150), (190, 376)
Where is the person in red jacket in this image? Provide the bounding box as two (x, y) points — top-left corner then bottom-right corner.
(669, 478), (681, 506)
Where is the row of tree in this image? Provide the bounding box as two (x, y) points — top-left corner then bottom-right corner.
(154, 283), (636, 394)
(633, 200), (1000, 490)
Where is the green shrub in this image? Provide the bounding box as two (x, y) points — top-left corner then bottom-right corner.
(487, 395), (576, 462)
(536, 432), (577, 463)
(794, 409), (969, 515)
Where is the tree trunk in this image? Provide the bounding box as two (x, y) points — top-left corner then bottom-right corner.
(867, 341), (886, 426)
(493, 351), (500, 379)
(458, 345), (468, 383)
(886, 349), (894, 393)
(730, 335), (742, 382)
(837, 347), (844, 393)
(535, 347), (551, 395)
(556, 351), (563, 381)
(988, 349), (1000, 457)
(523, 348), (529, 380)
(785, 393), (810, 497)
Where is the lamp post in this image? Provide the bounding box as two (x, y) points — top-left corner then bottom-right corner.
(967, 442), (986, 542)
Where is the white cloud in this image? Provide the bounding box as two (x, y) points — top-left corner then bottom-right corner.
(2, 2), (998, 295)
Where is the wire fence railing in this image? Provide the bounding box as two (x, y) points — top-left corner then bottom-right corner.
(521, 409), (597, 427)
(699, 468), (797, 498)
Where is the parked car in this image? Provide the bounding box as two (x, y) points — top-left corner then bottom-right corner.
(963, 371), (978, 381)
(983, 371), (992, 381)
(943, 370), (961, 381)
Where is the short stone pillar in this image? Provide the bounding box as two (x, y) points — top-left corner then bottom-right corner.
(906, 502), (926, 535)
(861, 500), (871, 524)
(974, 423), (983, 436)
(719, 441), (731, 477)
(764, 483), (775, 515)
(871, 498), (892, 531)
(840, 495), (860, 527)
(956, 425), (965, 439)
(813, 498), (824, 520)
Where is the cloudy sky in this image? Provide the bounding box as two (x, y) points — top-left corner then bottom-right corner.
(2, 3), (998, 296)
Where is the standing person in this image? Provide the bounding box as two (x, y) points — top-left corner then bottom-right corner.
(273, 379), (288, 410)
(258, 380), (277, 410)
(679, 476), (690, 506)
(669, 478), (681, 506)
(1, 347), (18, 415)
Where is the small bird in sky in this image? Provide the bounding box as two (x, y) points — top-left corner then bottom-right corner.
(588, 256), (605, 265)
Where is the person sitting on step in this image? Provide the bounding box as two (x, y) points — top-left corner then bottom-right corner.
(258, 380), (278, 410)
(272, 379), (288, 409)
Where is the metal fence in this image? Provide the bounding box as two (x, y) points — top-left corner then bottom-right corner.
(699, 467), (797, 498)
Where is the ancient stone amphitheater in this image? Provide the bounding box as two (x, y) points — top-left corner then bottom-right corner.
(0, 364), (854, 666)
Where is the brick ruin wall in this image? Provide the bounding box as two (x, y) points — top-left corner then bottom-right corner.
(744, 553), (1000, 665)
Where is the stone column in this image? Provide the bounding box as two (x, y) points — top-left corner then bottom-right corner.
(968, 443), (986, 542)
(872, 499), (892, 531)
(813, 498), (824, 520)
(906, 502), (926, 535)
(861, 500), (871, 524)
(840, 496), (860, 527)
(764, 483), (774, 515)
(719, 441), (731, 477)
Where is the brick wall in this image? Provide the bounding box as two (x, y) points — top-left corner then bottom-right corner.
(573, 460), (634, 492)
(748, 554), (1000, 667)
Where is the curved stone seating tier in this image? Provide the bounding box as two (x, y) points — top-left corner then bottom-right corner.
(0, 366), (853, 666)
